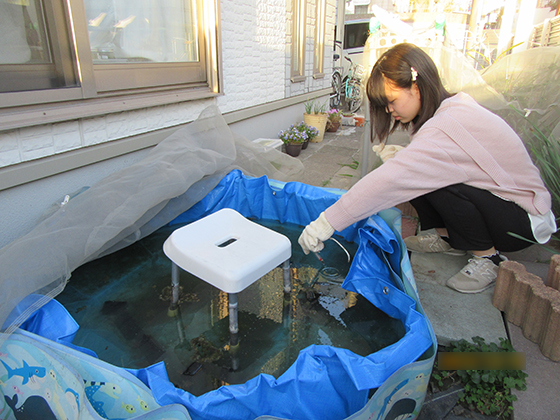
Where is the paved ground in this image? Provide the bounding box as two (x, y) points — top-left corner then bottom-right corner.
(287, 123), (560, 420)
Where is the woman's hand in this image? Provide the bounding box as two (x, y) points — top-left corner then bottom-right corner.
(298, 212), (335, 254)
(372, 144), (404, 162)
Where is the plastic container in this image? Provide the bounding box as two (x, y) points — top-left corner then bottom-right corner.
(252, 138), (284, 152)
(163, 208), (291, 293)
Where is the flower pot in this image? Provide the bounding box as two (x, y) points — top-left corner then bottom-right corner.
(285, 143), (303, 157)
(301, 139), (309, 150)
(303, 113), (328, 143)
(326, 121), (340, 132)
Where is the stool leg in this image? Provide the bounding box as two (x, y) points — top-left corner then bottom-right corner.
(228, 292), (240, 371)
(228, 293), (239, 346)
(168, 263), (180, 317)
(282, 289), (291, 329)
(282, 260), (291, 294)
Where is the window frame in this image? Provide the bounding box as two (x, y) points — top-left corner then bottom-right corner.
(290, 0), (306, 83)
(0, 0), (79, 94)
(0, 0), (222, 131)
(312, 0), (326, 79)
(343, 19), (370, 54)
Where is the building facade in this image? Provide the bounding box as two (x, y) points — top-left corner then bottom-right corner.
(0, 0), (339, 248)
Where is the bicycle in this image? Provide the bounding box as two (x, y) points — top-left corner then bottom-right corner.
(330, 40), (343, 109)
(342, 55), (364, 113)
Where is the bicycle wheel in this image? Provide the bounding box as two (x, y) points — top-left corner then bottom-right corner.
(347, 80), (363, 114)
(330, 71), (342, 109)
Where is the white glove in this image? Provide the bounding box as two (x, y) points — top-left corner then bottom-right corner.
(372, 144), (404, 162)
(298, 212), (335, 255)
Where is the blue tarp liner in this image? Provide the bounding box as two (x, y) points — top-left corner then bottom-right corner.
(1, 170), (436, 420)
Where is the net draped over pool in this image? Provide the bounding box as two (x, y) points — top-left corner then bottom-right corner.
(0, 106), (436, 420)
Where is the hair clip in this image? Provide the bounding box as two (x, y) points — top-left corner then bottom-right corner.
(411, 67), (418, 82)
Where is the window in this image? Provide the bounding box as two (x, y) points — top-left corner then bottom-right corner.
(290, 0), (306, 82)
(0, 0), (78, 93)
(313, 0), (326, 78)
(85, 0), (205, 92)
(0, 0), (221, 126)
(343, 19), (370, 51)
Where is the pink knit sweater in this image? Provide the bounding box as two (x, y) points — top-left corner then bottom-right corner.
(325, 92), (552, 232)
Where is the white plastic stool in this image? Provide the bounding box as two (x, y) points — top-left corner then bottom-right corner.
(163, 208), (292, 347)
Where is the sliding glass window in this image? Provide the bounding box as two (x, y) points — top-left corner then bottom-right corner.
(85, 0), (206, 92)
(0, 0), (220, 122)
(0, 0), (78, 93)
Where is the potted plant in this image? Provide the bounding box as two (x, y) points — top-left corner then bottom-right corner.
(341, 112), (355, 126)
(278, 122), (319, 157)
(296, 121), (319, 149)
(326, 108), (342, 132)
(303, 98), (328, 143)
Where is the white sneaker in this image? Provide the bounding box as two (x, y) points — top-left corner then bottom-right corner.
(404, 233), (466, 256)
(446, 255), (507, 294)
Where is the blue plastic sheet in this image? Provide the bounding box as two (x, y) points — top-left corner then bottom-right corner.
(147, 170), (433, 419)
(5, 169), (435, 420)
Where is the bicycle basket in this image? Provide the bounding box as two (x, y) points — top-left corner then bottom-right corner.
(352, 64), (365, 79)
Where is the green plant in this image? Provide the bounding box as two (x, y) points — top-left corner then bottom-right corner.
(304, 98), (327, 114)
(431, 337), (527, 420)
(313, 100), (327, 114)
(327, 108), (342, 125)
(507, 231), (559, 255)
(338, 159), (359, 170)
(529, 131), (560, 223)
(304, 99), (314, 114)
(278, 121), (319, 144)
(508, 105), (560, 240)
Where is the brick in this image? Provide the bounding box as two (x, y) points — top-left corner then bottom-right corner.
(0, 149), (21, 167)
(0, 131), (19, 152)
(541, 301), (560, 361)
(492, 261), (518, 312)
(493, 259), (560, 361)
(522, 284), (555, 343)
(546, 254), (560, 290)
(509, 265), (540, 325)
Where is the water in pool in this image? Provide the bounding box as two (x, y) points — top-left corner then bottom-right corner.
(56, 218), (405, 396)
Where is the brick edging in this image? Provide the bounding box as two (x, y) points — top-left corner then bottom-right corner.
(492, 255), (560, 361)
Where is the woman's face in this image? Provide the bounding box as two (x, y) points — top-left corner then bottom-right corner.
(384, 79), (421, 123)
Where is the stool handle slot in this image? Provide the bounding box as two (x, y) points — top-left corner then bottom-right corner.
(217, 237), (238, 248)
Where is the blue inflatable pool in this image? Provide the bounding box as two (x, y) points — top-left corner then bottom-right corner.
(1, 170), (436, 420)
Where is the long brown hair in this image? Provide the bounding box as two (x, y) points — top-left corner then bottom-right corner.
(367, 43), (453, 143)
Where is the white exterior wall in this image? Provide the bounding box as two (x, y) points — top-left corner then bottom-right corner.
(0, 0), (338, 248)
(0, 101), (213, 168)
(218, 0), (287, 111)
